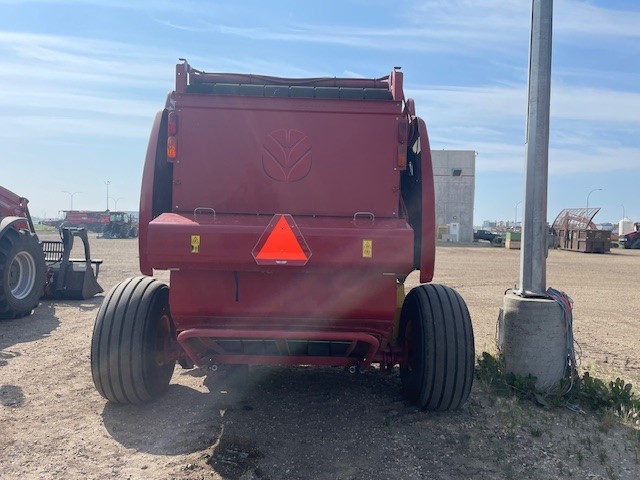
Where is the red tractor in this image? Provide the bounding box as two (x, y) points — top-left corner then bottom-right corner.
(91, 61), (475, 410)
(1, 185), (103, 319)
(0, 186), (45, 318)
(101, 211), (139, 239)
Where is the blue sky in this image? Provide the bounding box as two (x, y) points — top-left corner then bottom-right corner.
(1, 0), (638, 225)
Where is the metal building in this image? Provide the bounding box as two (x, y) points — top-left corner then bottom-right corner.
(431, 150), (476, 243)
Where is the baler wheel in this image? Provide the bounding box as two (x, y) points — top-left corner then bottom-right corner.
(399, 284), (474, 411)
(91, 276), (175, 404)
(0, 229), (46, 319)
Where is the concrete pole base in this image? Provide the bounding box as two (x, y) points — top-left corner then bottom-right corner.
(498, 291), (566, 392)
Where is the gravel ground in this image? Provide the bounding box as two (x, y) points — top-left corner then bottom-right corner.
(1, 235), (639, 479)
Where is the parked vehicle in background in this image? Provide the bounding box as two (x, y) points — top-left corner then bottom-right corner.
(473, 229), (497, 242)
(101, 212), (138, 239)
(0, 185), (45, 318)
(40, 217), (64, 230)
(619, 222), (640, 249)
(0, 185), (103, 319)
(57, 210), (110, 233)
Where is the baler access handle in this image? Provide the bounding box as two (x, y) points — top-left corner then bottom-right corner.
(193, 207), (216, 218)
(353, 211), (375, 226)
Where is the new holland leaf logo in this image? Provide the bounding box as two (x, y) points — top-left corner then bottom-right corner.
(262, 129), (312, 182)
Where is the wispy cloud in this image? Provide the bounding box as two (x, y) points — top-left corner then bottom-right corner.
(146, 1), (640, 59)
(0, 32), (176, 139)
(409, 0), (640, 43)
(408, 81), (640, 175)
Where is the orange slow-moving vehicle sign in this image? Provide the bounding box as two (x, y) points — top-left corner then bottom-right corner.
(252, 214), (311, 266)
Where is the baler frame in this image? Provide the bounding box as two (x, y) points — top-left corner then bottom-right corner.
(91, 60), (474, 411)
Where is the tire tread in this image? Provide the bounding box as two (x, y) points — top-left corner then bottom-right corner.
(400, 283), (474, 411)
(90, 276), (173, 404)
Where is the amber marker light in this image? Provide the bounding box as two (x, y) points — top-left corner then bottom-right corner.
(167, 136), (177, 159)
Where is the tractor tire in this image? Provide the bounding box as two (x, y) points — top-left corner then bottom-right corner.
(91, 276), (176, 403)
(399, 284), (474, 411)
(0, 229), (46, 319)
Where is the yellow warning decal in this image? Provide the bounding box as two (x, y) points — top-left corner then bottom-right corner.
(191, 235), (200, 254)
(362, 239), (373, 258)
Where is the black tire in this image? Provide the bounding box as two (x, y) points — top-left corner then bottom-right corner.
(0, 229), (46, 319)
(91, 276), (176, 403)
(399, 284), (474, 411)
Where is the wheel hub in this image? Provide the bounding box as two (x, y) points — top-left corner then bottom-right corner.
(9, 251), (36, 300)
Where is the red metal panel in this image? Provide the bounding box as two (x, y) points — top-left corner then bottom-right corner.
(146, 212), (413, 273)
(138, 110), (164, 275)
(389, 70), (403, 101)
(417, 118), (436, 283)
(170, 95), (402, 218)
(169, 270), (397, 328)
(0, 186), (26, 218)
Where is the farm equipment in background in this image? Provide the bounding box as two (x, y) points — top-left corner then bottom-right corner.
(619, 222), (640, 249)
(552, 208), (611, 253)
(0, 185), (103, 319)
(101, 211), (139, 238)
(58, 210), (110, 233)
(91, 60), (475, 410)
(41, 228), (103, 300)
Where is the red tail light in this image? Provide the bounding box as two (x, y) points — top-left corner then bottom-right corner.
(397, 118), (409, 169)
(168, 111), (178, 136)
(397, 144), (407, 170)
(397, 118), (409, 144)
(167, 136), (177, 160)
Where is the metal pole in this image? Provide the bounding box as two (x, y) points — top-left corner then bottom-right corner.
(622, 204), (625, 219)
(62, 191), (80, 211)
(105, 181), (111, 211)
(518, 0), (553, 296)
(109, 197), (123, 211)
(586, 188), (602, 213)
(515, 201), (522, 226)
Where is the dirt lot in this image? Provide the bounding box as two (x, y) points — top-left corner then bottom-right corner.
(1, 235), (639, 479)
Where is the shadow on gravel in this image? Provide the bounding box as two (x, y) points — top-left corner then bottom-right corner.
(202, 366), (410, 480)
(0, 384), (25, 407)
(100, 365), (405, 466)
(0, 302), (60, 363)
(101, 384), (224, 456)
(40, 296), (104, 312)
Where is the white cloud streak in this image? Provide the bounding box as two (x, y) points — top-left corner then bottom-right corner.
(143, 1), (640, 57)
(409, 82), (640, 175)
